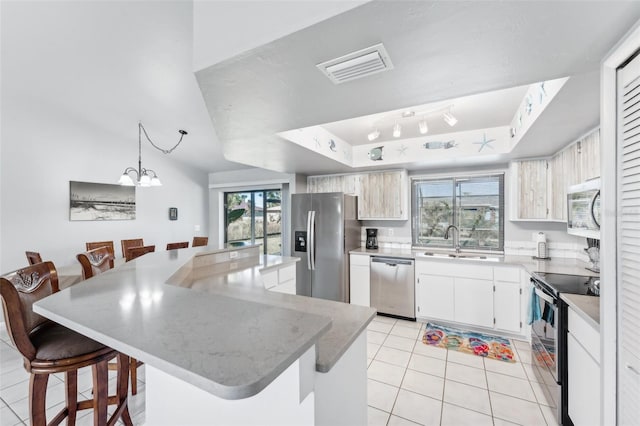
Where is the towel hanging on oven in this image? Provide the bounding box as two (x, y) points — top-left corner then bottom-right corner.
(542, 302), (555, 327)
(527, 286), (542, 325)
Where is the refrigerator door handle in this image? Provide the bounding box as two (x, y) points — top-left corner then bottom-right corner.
(306, 211), (313, 270)
(310, 210), (316, 270)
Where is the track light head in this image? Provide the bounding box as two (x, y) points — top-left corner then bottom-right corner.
(393, 123), (401, 138)
(367, 129), (380, 141)
(418, 120), (428, 134)
(443, 112), (458, 127)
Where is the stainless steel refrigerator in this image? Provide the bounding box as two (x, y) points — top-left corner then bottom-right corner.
(291, 193), (361, 303)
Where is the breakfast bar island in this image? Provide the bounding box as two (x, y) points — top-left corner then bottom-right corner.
(33, 245), (376, 425)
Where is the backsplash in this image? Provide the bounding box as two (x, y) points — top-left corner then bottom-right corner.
(359, 227), (589, 261)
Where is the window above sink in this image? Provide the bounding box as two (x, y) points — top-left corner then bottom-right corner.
(411, 174), (505, 252)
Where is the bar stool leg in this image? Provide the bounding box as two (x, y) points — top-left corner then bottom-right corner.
(130, 357), (138, 395)
(116, 353), (133, 426)
(29, 373), (49, 426)
(92, 360), (109, 426)
(66, 370), (78, 426)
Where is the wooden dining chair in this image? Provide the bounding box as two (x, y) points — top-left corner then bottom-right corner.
(125, 245), (156, 262)
(192, 236), (208, 247)
(85, 240), (115, 258)
(120, 238), (143, 258)
(25, 251), (42, 265)
(77, 247), (114, 280)
(166, 241), (189, 250)
(0, 262), (133, 426)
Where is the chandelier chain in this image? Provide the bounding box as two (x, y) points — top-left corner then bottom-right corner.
(139, 122), (185, 155)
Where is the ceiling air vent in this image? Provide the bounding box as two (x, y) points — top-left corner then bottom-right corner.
(316, 43), (394, 85)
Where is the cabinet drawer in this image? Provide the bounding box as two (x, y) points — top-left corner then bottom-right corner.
(494, 266), (521, 283)
(422, 261), (493, 280)
(278, 264), (296, 283)
(568, 308), (600, 363)
(350, 254), (370, 266)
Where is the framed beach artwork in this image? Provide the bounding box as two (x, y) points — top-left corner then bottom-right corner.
(69, 181), (136, 221)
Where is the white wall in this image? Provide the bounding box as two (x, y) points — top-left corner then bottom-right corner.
(0, 1), (213, 271)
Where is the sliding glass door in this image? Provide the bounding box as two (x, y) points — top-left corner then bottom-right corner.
(224, 189), (282, 255)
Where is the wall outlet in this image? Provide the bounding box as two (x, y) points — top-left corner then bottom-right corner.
(229, 251), (238, 259)
(388, 228), (394, 237)
(194, 224), (201, 232)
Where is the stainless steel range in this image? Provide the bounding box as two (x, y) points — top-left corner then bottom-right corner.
(529, 272), (599, 425)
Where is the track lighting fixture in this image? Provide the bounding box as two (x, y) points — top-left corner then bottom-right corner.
(443, 111), (458, 127)
(393, 123), (401, 138)
(367, 129), (380, 141)
(418, 120), (428, 134)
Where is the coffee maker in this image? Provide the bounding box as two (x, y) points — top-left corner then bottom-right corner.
(366, 228), (378, 249)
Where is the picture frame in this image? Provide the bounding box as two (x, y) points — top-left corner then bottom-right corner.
(69, 181), (135, 221)
(169, 207), (178, 221)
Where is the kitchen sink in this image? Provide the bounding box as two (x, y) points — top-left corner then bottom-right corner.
(422, 252), (500, 261)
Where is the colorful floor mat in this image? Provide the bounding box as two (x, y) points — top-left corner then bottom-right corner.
(422, 323), (516, 363)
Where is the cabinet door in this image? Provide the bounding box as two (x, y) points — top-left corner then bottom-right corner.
(358, 170), (407, 220)
(416, 273), (454, 321)
(494, 281), (521, 333)
(568, 332), (600, 425)
(454, 278), (494, 328)
(517, 160), (548, 219)
(349, 264), (370, 307)
(579, 130), (600, 181)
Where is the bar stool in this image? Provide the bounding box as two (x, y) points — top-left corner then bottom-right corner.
(0, 261), (132, 426)
(192, 236), (208, 247)
(125, 245), (155, 262)
(77, 247), (142, 395)
(120, 238), (143, 258)
(77, 247), (114, 280)
(166, 242), (189, 250)
(85, 241), (115, 259)
(25, 251), (43, 265)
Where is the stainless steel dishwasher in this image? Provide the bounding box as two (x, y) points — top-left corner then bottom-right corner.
(370, 256), (415, 319)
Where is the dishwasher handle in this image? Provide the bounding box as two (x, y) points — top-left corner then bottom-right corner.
(371, 257), (413, 266)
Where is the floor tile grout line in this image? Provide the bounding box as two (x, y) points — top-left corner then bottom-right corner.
(439, 348), (449, 426)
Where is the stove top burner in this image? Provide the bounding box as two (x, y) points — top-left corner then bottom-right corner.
(534, 272), (600, 297)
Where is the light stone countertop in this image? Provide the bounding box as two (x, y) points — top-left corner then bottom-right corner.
(561, 293), (600, 330)
(350, 247), (599, 277)
(34, 246), (375, 400)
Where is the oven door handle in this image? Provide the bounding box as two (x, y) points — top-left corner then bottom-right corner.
(534, 287), (555, 305)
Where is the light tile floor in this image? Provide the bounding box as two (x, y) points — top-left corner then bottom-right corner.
(1, 316), (558, 426)
(366, 315), (559, 426)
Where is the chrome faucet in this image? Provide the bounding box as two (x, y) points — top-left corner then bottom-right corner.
(444, 225), (461, 253)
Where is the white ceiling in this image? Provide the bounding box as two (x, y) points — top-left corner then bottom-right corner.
(195, 0), (640, 175)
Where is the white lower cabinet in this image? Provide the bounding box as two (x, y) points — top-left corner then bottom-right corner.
(416, 273), (454, 322)
(349, 254), (371, 307)
(493, 281), (521, 333)
(415, 260), (525, 336)
(567, 307), (600, 426)
(263, 264), (297, 295)
(454, 278), (494, 328)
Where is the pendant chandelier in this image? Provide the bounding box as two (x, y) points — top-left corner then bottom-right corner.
(118, 122), (187, 187)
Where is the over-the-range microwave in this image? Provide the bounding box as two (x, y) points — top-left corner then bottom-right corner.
(567, 178), (600, 239)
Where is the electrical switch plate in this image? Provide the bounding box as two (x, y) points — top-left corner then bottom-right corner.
(194, 224), (201, 232)
(388, 228), (394, 236)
